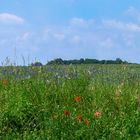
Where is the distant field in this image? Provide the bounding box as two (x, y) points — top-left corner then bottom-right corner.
(0, 64), (140, 139)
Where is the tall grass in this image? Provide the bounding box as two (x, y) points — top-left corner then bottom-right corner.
(0, 64), (140, 139)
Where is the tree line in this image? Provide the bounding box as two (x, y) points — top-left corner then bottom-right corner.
(31, 58), (129, 66)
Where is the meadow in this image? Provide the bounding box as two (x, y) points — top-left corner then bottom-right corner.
(0, 64), (140, 139)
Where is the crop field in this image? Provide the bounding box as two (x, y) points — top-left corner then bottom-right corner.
(0, 64), (140, 139)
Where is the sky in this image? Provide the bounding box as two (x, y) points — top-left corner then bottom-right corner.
(0, 0), (140, 65)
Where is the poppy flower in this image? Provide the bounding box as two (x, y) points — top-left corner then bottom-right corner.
(75, 96), (81, 103)
(64, 110), (70, 116)
(76, 115), (82, 121)
(94, 111), (101, 118)
(2, 80), (7, 86)
(84, 119), (90, 125)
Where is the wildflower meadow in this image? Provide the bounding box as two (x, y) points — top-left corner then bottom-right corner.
(0, 64), (140, 139)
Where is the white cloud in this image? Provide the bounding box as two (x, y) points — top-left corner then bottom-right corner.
(0, 13), (25, 24)
(16, 32), (30, 42)
(102, 19), (140, 32)
(122, 34), (135, 46)
(71, 35), (81, 44)
(125, 6), (140, 20)
(1, 11), (140, 64)
(70, 18), (87, 27)
(70, 17), (95, 28)
(99, 38), (114, 48)
(126, 23), (140, 32)
(53, 33), (65, 41)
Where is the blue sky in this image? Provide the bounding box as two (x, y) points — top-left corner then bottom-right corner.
(0, 0), (140, 65)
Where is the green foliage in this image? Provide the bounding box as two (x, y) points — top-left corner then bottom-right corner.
(47, 58), (129, 65)
(0, 64), (140, 139)
(31, 62), (43, 66)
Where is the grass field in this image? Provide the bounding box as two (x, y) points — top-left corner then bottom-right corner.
(0, 64), (140, 139)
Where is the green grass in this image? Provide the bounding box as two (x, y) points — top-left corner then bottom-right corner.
(0, 64), (140, 139)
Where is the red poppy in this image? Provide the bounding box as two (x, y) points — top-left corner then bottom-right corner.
(2, 80), (7, 86)
(94, 111), (101, 118)
(84, 119), (90, 125)
(76, 115), (82, 121)
(64, 110), (69, 116)
(75, 96), (81, 103)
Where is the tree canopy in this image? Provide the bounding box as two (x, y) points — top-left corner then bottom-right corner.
(47, 58), (128, 65)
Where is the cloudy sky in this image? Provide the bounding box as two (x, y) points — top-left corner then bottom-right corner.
(0, 0), (140, 65)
